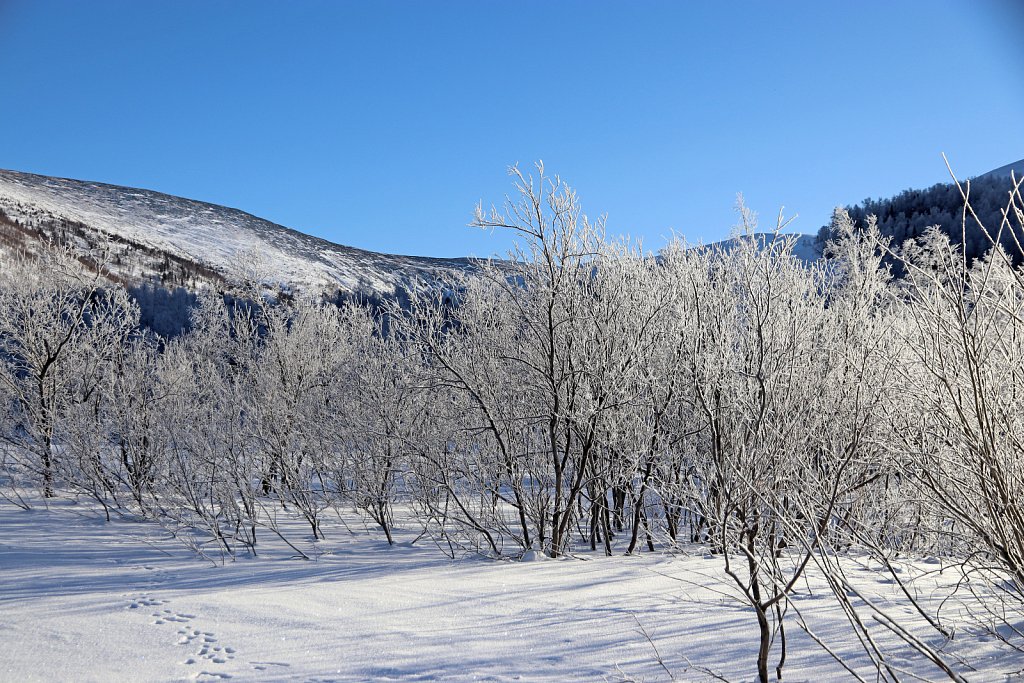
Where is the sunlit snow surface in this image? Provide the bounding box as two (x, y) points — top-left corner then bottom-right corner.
(701, 232), (821, 263)
(0, 169), (479, 296)
(976, 158), (1024, 182)
(0, 498), (1015, 682)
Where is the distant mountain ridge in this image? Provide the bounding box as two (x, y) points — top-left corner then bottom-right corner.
(0, 169), (482, 300)
(702, 233), (820, 262)
(976, 158), (1024, 181)
(0, 169), (827, 307)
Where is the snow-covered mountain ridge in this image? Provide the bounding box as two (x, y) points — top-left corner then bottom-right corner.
(702, 232), (821, 262)
(976, 157), (1024, 181)
(0, 169), (826, 304)
(0, 169), (481, 298)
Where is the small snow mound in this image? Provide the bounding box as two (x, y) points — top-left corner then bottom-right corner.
(520, 549), (549, 562)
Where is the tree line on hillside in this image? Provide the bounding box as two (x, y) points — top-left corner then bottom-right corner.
(817, 169), (1024, 267)
(2, 164), (1024, 681)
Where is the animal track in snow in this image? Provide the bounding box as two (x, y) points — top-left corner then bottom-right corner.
(178, 628), (238, 667)
(127, 594), (166, 610)
(151, 608), (192, 624)
(128, 592), (239, 672)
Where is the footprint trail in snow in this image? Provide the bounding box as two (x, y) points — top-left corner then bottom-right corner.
(123, 564), (241, 679)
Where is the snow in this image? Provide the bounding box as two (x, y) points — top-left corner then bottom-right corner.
(0, 169), (478, 297)
(701, 232), (822, 263)
(976, 158), (1024, 181)
(789, 233), (822, 262)
(0, 170), (827, 305)
(0, 497), (1014, 682)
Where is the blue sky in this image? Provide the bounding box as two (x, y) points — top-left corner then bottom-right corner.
(1, 1), (1022, 258)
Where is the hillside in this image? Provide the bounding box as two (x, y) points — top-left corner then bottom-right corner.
(816, 158), (1024, 263)
(0, 169), (480, 300)
(977, 158), (1024, 181)
(701, 232), (820, 262)
(0, 169), (824, 311)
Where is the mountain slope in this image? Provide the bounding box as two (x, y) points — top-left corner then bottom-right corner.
(815, 158), (1024, 265)
(0, 169), (825, 307)
(701, 232), (821, 262)
(976, 158), (1024, 181)
(0, 169), (480, 298)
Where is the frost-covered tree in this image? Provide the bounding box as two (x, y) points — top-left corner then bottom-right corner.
(0, 244), (137, 499)
(887, 178), (1024, 657)
(817, 169), (1024, 266)
(332, 303), (424, 545)
(243, 295), (349, 540)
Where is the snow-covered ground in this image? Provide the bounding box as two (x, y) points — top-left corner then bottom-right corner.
(1, 498), (1017, 682)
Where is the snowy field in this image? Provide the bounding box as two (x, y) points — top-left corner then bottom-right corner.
(1, 498), (1017, 682)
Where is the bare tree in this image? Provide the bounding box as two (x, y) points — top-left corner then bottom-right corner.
(887, 171), (1024, 660)
(671, 204), (883, 683)
(0, 244), (137, 499)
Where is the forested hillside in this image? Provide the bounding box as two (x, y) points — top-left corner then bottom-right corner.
(817, 160), (1024, 264)
(0, 170), (488, 335)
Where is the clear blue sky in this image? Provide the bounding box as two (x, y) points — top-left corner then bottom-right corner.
(1, 1), (1022, 258)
